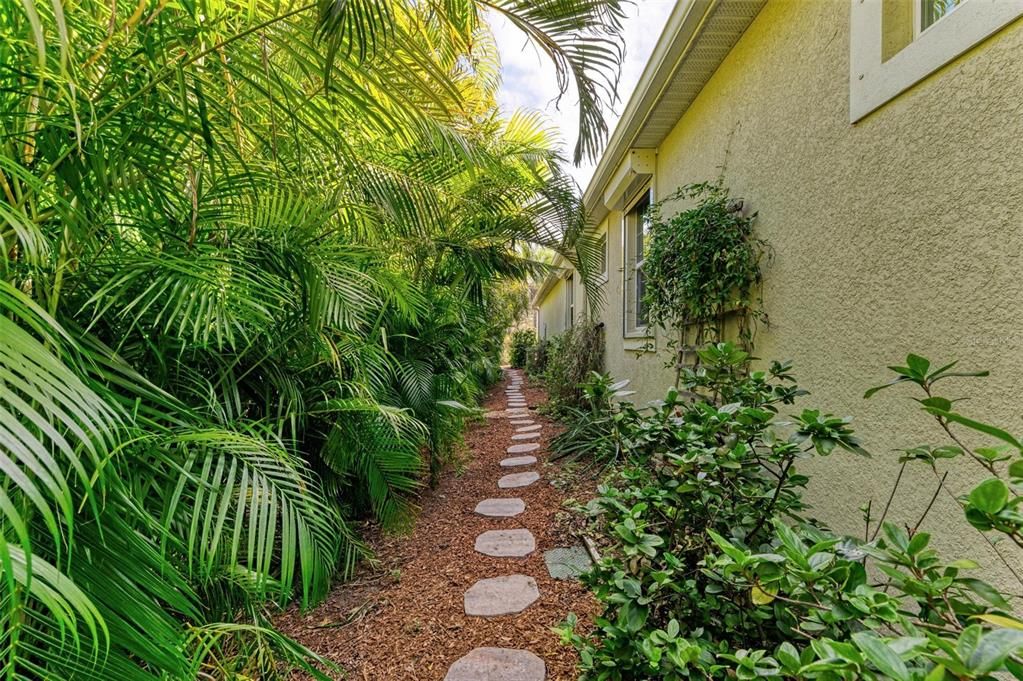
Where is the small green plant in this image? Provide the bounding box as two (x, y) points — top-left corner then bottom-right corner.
(549, 372), (637, 466)
(643, 183), (768, 382)
(559, 346), (1023, 680)
(509, 329), (537, 368)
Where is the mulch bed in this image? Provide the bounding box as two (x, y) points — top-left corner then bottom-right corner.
(274, 373), (600, 680)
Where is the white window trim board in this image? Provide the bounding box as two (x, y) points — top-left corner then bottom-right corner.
(849, 0), (1023, 122)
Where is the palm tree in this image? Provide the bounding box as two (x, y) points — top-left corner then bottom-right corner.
(0, 0), (624, 676)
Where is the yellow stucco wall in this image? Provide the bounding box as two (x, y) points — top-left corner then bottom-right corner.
(588, 2), (1023, 590)
(537, 277), (567, 340)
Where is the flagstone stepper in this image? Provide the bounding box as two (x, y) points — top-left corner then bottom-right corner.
(510, 419), (535, 426)
(500, 455), (537, 467)
(515, 424), (542, 433)
(507, 443), (539, 454)
(444, 648), (546, 681)
(463, 574), (540, 616)
(474, 498), (526, 517)
(498, 471), (540, 489)
(511, 432), (539, 441)
(474, 529), (536, 557)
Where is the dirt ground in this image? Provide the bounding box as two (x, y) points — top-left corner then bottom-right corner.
(274, 372), (599, 680)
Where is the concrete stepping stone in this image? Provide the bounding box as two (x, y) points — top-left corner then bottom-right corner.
(508, 402), (527, 407)
(475, 498), (525, 517)
(510, 419), (535, 426)
(499, 471), (540, 489)
(500, 455), (537, 467)
(507, 443), (539, 454)
(511, 432), (540, 441)
(544, 545), (593, 580)
(516, 424), (542, 433)
(445, 648), (545, 681)
(464, 575), (539, 616)
(475, 529), (536, 557)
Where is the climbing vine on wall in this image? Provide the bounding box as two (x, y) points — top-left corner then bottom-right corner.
(643, 182), (768, 380)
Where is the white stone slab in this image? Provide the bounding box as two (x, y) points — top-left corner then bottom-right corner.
(510, 420), (535, 426)
(515, 424), (542, 433)
(474, 498), (526, 517)
(475, 529), (536, 557)
(511, 432), (539, 441)
(464, 575), (539, 616)
(499, 471), (540, 489)
(507, 443), (539, 454)
(500, 455), (537, 467)
(445, 648), (545, 681)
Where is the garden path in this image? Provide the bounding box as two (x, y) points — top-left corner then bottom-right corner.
(275, 369), (597, 680)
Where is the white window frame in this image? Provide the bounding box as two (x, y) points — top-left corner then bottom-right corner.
(850, 0), (1023, 122)
(622, 186), (652, 338)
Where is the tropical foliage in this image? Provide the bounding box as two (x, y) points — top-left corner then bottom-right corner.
(509, 328), (536, 368)
(559, 345), (1023, 679)
(0, 0), (626, 677)
(643, 183), (767, 382)
(529, 320), (605, 411)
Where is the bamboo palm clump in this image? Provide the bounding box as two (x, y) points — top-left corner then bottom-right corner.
(0, 0), (623, 677)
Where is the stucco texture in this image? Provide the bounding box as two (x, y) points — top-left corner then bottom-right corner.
(596, 1), (1023, 591)
(537, 277), (567, 340)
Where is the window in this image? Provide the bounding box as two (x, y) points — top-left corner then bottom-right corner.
(850, 0), (1023, 122)
(596, 233), (608, 280)
(565, 273), (574, 329)
(623, 188), (651, 336)
(920, 0), (964, 31)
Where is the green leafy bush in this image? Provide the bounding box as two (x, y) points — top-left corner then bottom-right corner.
(549, 372), (637, 465)
(533, 322), (606, 411)
(643, 183), (768, 381)
(510, 329), (538, 368)
(560, 344), (1023, 680)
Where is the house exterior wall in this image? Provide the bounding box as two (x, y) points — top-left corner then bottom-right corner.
(537, 277), (566, 340)
(586, 2), (1023, 590)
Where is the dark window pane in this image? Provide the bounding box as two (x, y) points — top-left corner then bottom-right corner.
(921, 0), (963, 30)
(636, 268), (647, 325)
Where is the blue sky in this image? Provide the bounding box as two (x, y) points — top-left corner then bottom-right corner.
(490, 2), (675, 191)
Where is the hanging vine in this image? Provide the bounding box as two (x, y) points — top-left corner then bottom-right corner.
(642, 182), (768, 382)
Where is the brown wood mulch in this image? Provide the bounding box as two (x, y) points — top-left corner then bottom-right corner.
(274, 372), (599, 680)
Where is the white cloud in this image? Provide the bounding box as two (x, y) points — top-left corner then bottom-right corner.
(489, 2), (676, 192)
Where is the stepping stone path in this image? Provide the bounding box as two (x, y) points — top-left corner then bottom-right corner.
(475, 529), (536, 557)
(544, 546), (593, 580)
(499, 471), (540, 489)
(464, 575), (539, 616)
(445, 648), (545, 681)
(475, 498), (525, 517)
(448, 369), (549, 680)
(501, 455), (537, 467)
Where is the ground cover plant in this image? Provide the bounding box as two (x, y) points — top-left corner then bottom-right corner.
(559, 344), (1023, 680)
(0, 0), (626, 677)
